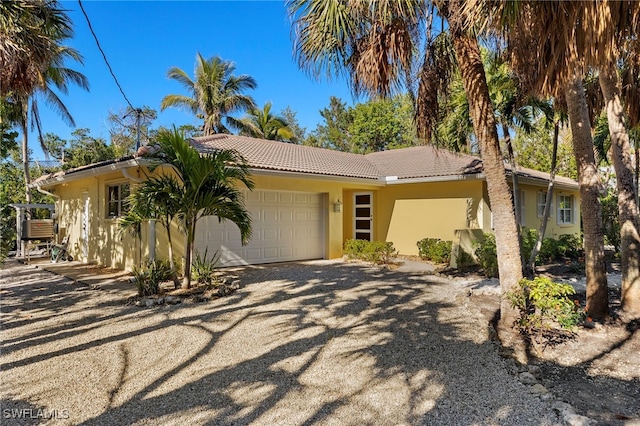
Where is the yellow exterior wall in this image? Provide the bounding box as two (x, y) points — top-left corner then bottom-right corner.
(372, 180), (486, 256)
(518, 183), (581, 238)
(53, 168), (143, 270)
(44, 165), (581, 272)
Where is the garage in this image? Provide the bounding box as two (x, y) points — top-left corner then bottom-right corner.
(194, 190), (325, 266)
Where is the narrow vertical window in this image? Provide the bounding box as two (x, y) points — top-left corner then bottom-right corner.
(107, 183), (130, 218)
(557, 195), (573, 225)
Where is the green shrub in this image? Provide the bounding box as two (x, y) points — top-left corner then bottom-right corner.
(132, 259), (174, 296)
(506, 276), (584, 331)
(343, 239), (397, 265)
(192, 248), (221, 286)
(600, 190), (621, 251)
(520, 227), (537, 261)
(417, 238), (452, 263)
(473, 233), (499, 278)
(343, 239), (369, 259)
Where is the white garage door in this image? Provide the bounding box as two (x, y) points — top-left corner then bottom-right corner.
(194, 190), (325, 266)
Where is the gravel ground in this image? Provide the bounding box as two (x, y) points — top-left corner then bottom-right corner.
(0, 259), (564, 426)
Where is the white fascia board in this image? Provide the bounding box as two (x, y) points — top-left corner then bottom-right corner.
(250, 168), (385, 186)
(30, 158), (153, 188)
(383, 173), (485, 185)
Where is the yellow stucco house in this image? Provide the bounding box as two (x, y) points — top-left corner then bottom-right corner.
(32, 135), (581, 271)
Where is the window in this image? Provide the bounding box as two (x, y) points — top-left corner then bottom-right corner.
(557, 194), (573, 225)
(537, 192), (554, 218)
(107, 183), (130, 218)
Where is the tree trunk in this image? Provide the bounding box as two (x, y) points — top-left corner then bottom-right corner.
(503, 123), (524, 269)
(529, 120), (560, 271)
(165, 221), (181, 289)
(565, 76), (609, 320)
(21, 112), (32, 205)
(182, 218), (195, 289)
(450, 29), (523, 328)
(599, 67), (640, 318)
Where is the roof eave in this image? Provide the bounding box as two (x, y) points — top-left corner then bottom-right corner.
(30, 158), (153, 189)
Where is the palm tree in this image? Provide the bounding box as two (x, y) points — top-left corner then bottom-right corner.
(465, 0), (622, 320)
(149, 127), (253, 289)
(161, 54), (257, 136)
(288, 0), (524, 329)
(235, 102), (295, 142)
(1, 1), (88, 204)
(120, 174), (183, 287)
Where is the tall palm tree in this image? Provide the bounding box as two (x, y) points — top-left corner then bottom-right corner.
(149, 127), (253, 289)
(161, 54), (257, 136)
(288, 0), (524, 329)
(465, 0), (625, 320)
(1, 1), (88, 204)
(235, 102), (295, 142)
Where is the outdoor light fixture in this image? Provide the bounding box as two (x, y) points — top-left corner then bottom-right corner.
(334, 198), (343, 213)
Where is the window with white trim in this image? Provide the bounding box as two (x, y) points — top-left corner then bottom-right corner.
(537, 192), (554, 218)
(107, 183), (130, 218)
(557, 194), (574, 225)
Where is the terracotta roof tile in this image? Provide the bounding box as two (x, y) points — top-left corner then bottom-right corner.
(365, 145), (483, 179)
(191, 134), (381, 179)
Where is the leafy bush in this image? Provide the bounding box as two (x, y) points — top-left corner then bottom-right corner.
(417, 238), (453, 263)
(132, 259), (174, 296)
(600, 190), (620, 250)
(506, 276), (584, 332)
(343, 239), (369, 259)
(343, 239), (397, 265)
(473, 233), (499, 278)
(537, 234), (583, 262)
(520, 227), (537, 261)
(192, 248), (221, 286)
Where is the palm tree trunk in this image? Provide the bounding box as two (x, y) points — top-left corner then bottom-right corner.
(165, 222), (181, 289)
(450, 28), (523, 328)
(21, 110), (32, 205)
(565, 76), (609, 320)
(529, 120), (560, 271)
(599, 67), (640, 317)
(182, 218), (195, 289)
(503, 123), (524, 269)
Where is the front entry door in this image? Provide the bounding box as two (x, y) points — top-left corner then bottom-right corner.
(353, 192), (373, 241)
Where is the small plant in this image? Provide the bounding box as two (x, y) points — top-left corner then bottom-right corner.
(473, 233), (499, 278)
(343, 239), (369, 259)
(343, 239), (397, 265)
(506, 276), (585, 333)
(132, 259), (174, 296)
(417, 238), (453, 264)
(192, 248), (221, 286)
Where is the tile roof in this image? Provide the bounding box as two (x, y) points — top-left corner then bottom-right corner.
(32, 133), (577, 189)
(191, 134), (381, 179)
(190, 134), (487, 181)
(365, 145), (483, 179)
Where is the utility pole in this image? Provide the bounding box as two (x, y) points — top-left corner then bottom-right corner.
(135, 108), (142, 150)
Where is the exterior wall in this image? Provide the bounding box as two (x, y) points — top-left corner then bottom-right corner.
(518, 183), (582, 238)
(373, 179), (486, 256)
(45, 165), (581, 272)
(53, 168), (144, 270)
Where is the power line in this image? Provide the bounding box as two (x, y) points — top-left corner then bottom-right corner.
(78, 0), (134, 110)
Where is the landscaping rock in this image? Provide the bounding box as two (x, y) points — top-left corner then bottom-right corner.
(527, 364), (543, 378)
(564, 413), (597, 426)
(529, 383), (550, 397)
(165, 296), (181, 305)
(145, 299), (155, 307)
(518, 372), (538, 385)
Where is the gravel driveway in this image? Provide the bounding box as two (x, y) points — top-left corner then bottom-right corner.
(1, 259), (562, 425)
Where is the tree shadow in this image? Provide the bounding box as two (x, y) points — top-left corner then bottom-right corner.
(4, 261), (576, 424)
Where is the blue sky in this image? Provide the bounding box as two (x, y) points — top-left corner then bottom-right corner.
(30, 0), (356, 159)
